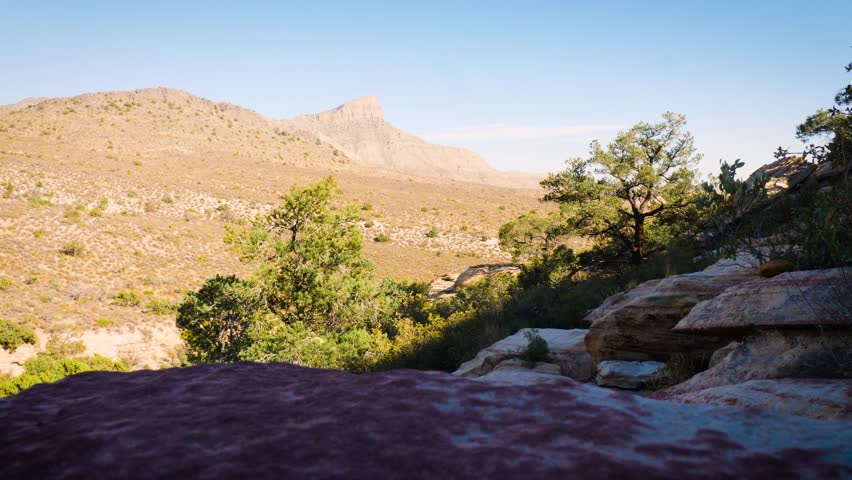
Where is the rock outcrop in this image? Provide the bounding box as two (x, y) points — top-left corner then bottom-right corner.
(454, 328), (593, 382)
(475, 358), (567, 385)
(652, 330), (852, 397)
(653, 267), (852, 414)
(280, 97), (541, 187)
(429, 264), (523, 298)
(2, 363), (851, 479)
(454, 263), (522, 289)
(656, 378), (851, 421)
(708, 341), (740, 369)
(595, 360), (671, 390)
(584, 256), (758, 365)
(745, 155), (816, 198)
(673, 268), (852, 333)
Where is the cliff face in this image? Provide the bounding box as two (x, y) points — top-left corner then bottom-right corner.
(281, 97), (540, 188)
(2, 362), (850, 479)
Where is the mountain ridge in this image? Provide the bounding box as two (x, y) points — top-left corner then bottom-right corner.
(1, 87), (540, 188)
(281, 96), (540, 188)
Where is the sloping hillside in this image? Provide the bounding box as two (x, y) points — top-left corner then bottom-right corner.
(0, 88), (546, 373)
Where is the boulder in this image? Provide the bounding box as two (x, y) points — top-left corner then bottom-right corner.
(475, 359), (566, 385)
(581, 278), (664, 325)
(453, 263), (521, 289)
(708, 341), (740, 369)
(815, 158), (849, 182)
(656, 378), (852, 421)
(745, 155), (816, 197)
(584, 256), (758, 365)
(651, 330), (852, 397)
(428, 264), (522, 298)
(673, 268), (852, 334)
(595, 360), (671, 390)
(454, 328), (593, 382)
(2, 363), (851, 479)
(428, 273), (457, 297)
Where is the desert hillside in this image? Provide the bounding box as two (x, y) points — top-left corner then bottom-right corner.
(0, 88), (545, 372)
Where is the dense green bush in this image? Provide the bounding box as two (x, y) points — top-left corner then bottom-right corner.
(0, 354), (126, 397)
(241, 321), (378, 372)
(0, 320), (37, 353)
(177, 275), (266, 363)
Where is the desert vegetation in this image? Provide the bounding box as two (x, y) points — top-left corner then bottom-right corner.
(1, 63), (849, 397)
(170, 61), (850, 376)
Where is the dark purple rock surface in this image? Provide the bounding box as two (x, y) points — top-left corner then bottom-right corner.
(1, 362), (850, 479)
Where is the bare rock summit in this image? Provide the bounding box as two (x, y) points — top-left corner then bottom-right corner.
(281, 97), (540, 188)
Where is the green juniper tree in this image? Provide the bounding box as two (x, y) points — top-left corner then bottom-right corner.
(177, 177), (390, 364)
(541, 112), (702, 265)
(224, 177), (376, 332)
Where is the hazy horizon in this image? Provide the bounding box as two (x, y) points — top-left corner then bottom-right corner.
(2, 0), (849, 176)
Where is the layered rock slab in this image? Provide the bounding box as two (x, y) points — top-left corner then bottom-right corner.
(584, 257), (758, 364)
(2, 363), (852, 479)
(656, 378), (852, 421)
(475, 358), (566, 386)
(673, 267), (852, 333)
(453, 328), (593, 381)
(595, 360), (671, 390)
(651, 330), (852, 397)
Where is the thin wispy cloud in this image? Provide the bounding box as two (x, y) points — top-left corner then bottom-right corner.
(420, 123), (626, 142)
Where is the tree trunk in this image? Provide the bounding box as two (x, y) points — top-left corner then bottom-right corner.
(630, 215), (645, 265)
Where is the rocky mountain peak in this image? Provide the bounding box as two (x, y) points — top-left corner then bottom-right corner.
(329, 96), (385, 122)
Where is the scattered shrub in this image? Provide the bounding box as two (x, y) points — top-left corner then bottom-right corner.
(0, 320), (37, 353)
(0, 278), (12, 291)
(88, 198), (109, 217)
(373, 233), (391, 243)
(426, 227), (439, 238)
(145, 298), (178, 315)
(112, 290), (141, 307)
(522, 329), (549, 366)
(63, 205), (85, 219)
(59, 241), (86, 257)
(28, 195), (53, 208)
(96, 317), (115, 328)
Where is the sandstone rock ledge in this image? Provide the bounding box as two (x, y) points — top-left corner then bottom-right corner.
(1, 363), (851, 479)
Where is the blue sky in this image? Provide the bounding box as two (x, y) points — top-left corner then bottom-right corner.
(1, 1), (850, 176)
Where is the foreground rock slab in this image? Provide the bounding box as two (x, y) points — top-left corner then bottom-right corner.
(454, 328), (593, 381)
(1, 363), (851, 479)
(596, 360), (671, 390)
(653, 378), (852, 421)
